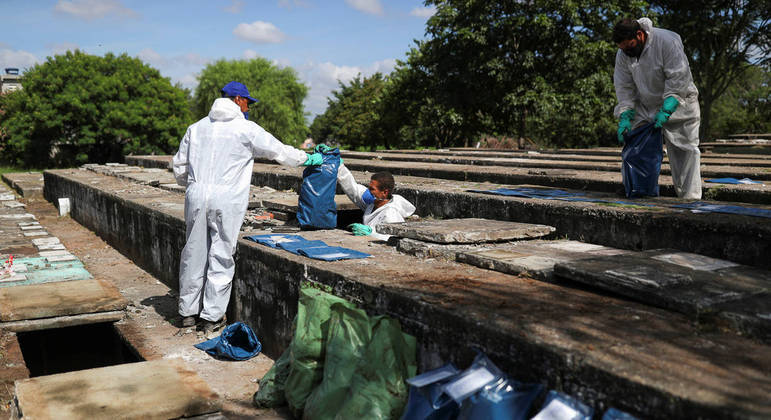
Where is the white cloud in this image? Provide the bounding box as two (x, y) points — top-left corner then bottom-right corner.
(243, 49), (259, 60)
(224, 0), (244, 13)
(136, 49), (211, 89)
(409, 6), (436, 18)
(0, 49), (40, 72)
(54, 0), (137, 20)
(345, 0), (383, 16)
(298, 58), (397, 119)
(48, 42), (80, 55)
(233, 21), (287, 44)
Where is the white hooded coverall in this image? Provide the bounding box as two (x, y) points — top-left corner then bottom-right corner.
(173, 98), (307, 322)
(337, 164), (416, 241)
(614, 18), (702, 199)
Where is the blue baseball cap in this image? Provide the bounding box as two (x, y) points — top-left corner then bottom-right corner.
(221, 81), (258, 104)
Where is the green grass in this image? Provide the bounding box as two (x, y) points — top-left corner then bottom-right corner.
(0, 166), (33, 177)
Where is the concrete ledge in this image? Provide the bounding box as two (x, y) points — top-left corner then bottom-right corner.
(43, 168), (771, 419)
(1, 172), (44, 199)
(124, 157), (771, 269)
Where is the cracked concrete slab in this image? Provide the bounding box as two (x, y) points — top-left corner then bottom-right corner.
(378, 218), (555, 244)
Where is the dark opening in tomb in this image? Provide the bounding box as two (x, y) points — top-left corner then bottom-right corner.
(17, 322), (143, 377)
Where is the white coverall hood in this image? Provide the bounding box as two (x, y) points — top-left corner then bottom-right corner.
(336, 164), (416, 241)
(613, 17), (702, 199)
(172, 97), (307, 321)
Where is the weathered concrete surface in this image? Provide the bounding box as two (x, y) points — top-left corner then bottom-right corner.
(0, 278), (127, 322)
(123, 158), (771, 269)
(341, 150), (771, 179)
(263, 194), (361, 212)
(554, 249), (771, 341)
(0, 331), (29, 415)
(129, 155), (771, 204)
(13, 359), (220, 420)
(0, 310), (125, 333)
(378, 218), (555, 244)
(1, 172), (44, 198)
(43, 168), (771, 419)
(378, 148), (771, 167)
(456, 240), (629, 281)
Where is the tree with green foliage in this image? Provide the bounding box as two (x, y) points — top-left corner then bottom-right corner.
(392, 0), (648, 148)
(0, 50), (191, 167)
(310, 73), (389, 150)
(193, 58), (309, 146)
(710, 64), (770, 138)
(650, 0), (770, 139)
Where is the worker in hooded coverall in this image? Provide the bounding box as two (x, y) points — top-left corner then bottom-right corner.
(173, 81), (323, 334)
(613, 17), (702, 199)
(333, 158), (416, 241)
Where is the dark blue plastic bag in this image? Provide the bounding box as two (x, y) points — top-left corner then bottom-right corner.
(298, 148), (340, 229)
(602, 407), (639, 420)
(194, 322), (262, 361)
(458, 379), (544, 420)
(402, 364), (461, 420)
(531, 390), (594, 420)
(621, 122), (662, 198)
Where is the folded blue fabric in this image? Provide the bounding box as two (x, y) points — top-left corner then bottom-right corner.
(244, 234), (309, 248)
(277, 239), (328, 255)
(706, 177), (762, 185)
(194, 322), (262, 361)
(297, 246), (371, 261)
(672, 202), (771, 218)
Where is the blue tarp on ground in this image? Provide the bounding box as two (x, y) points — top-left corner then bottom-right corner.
(671, 202), (771, 218)
(706, 177), (762, 185)
(245, 234), (371, 261)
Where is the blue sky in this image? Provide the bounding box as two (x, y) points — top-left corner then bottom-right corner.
(0, 0), (435, 119)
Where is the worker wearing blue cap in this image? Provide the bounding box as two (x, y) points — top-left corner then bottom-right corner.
(172, 81), (324, 336)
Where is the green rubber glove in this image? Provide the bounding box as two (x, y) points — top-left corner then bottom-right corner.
(302, 152), (323, 166)
(348, 223), (372, 236)
(314, 144), (334, 153)
(617, 109), (635, 144)
(654, 96), (679, 128)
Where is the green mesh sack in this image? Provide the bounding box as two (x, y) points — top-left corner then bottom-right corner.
(252, 346), (292, 408)
(302, 303), (373, 420)
(334, 317), (417, 419)
(285, 285), (356, 417)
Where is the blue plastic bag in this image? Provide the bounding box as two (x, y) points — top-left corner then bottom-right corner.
(531, 390), (594, 420)
(458, 379), (544, 420)
(194, 322), (262, 361)
(621, 122), (662, 198)
(402, 364), (461, 420)
(298, 148), (340, 229)
(602, 407), (639, 420)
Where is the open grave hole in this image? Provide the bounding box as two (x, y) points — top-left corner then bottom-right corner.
(16, 322), (142, 377)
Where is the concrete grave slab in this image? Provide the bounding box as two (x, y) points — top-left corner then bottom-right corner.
(45, 254), (78, 263)
(554, 249), (770, 316)
(14, 359), (220, 420)
(0, 194), (16, 201)
(263, 194), (361, 212)
(38, 250), (71, 257)
(0, 274), (26, 283)
(36, 243), (65, 251)
(0, 214), (35, 220)
(32, 237), (60, 245)
(0, 278), (126, 322)
(379, 218), (556, 244)
(17, 221), (40, 227)
(19, 225), (43, 231)
(3, 201), (25, 208)
(22, 231), (48, 237)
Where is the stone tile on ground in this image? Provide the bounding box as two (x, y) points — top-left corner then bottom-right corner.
(378, 218), (555, 244)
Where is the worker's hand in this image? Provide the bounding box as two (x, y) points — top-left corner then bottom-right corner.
(617, 109), (635, 144)
(348, 223), (372, 236)
(302, 153), (323, 166)
(314, 144), (334, 153)
(654, 96), (679, 128)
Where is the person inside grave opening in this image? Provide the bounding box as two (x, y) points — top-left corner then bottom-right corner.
(172, 81), (323, 335)
(316, 144), (415, 241)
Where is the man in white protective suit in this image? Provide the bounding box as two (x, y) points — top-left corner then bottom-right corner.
(332, 156), (416, 241)
(613, 17), (702, 199)
(173, 81), (323, 335)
